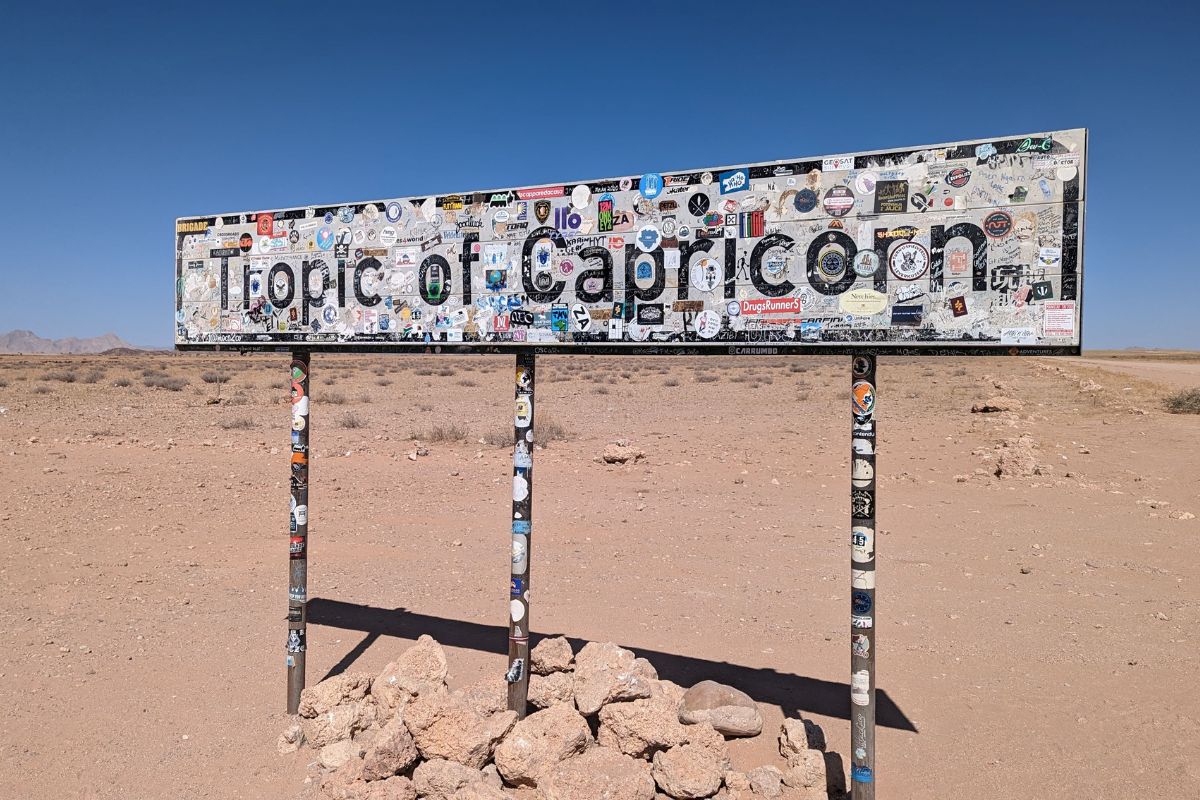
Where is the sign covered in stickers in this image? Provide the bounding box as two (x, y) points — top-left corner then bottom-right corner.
(175, 129), (1086, 354)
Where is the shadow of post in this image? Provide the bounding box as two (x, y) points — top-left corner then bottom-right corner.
(307, 598), (917, 733)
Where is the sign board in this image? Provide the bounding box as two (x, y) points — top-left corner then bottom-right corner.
(175, 129), (1085, 355)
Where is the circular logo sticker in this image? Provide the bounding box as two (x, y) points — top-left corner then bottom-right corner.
(635, 225), (661, 253)
(239, 233), (253, 254)
(690, 257), (722, 292)
(639, 173), (663, 200)
(853, 379), (875, 417)
(337, 206), (354, 224)
(793, 188), (818, 213)
(853, 250), (880, 278)
(854, 172), (878, 195)
(822, 186), (855, 217)
(983, 210), (1014, 239)
(889, 241), (929, 281)
(362, 203), (379, 223)
(694, 309), (720, 339)
(688, 193), (710, 217)
(571, 184), (591, 209)
(726, 300), (741, 317)
(817, 249), (846, 281)
(946, 167), (972, 188)
(385, 201), (403, 222)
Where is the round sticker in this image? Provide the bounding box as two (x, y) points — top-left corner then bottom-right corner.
(571, 184), (591, 209)
(982, 210), (1014, 239)
(385, 201), (403, 222)
(510, 599), (525, 622)
(700, 172), (713, 186)
(337, 206), (354, 224)
(853, 250), (880, 278)
(817, 248), (846, 281)
(946, 167), (972, 188)
(494, 209), (510, 223)
(362, 203), (379, 223)
(793, 189), (818, 213)
(726, 300), (741, 317)
(639, 173), (663, 200)
(694, 310), (720, 339)
(1056, 165), (1077, 182)
(888, 241), (929, 281)
(660, 217), (678, 238)
(852, 379), (875, 417)
(690, 257), (721, 292)
(635, 225), (661, 253)
(239, 233), (253, 254)
(619, 177), (633, 191)
(688, 193), (710, 217)
(379, 226), (397, 246)
(852, 458), (874, 488)
(822, 186), (855, 217)
(854, 172), (878, 195)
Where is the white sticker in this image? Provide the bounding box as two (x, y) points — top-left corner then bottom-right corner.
(851, 458), (874, 487)
(294, 505), (308, 526)
(1043, 301), (1076, 337)
(511, 534), (528, 573)
(852, 569), (874, 590)
(690, 257), (722, 292)
(515, 397), (532, 427)
(571, 184), (591, 209)
(510, 599), (526, 622)
(513, 473), (529, 502)
(852, 525), (874, 563)
(694, 310), (721, 339)
(823, 156), (855, 172)
(851, 669), (871, 705)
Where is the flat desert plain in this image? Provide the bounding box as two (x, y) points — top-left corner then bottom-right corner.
(0, 350), (1197, 800)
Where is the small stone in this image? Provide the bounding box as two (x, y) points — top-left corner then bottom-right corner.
(1020, 567), (1032, 575)
(573, 642), (654, 715)
(746, 765), (784, 798)
(277, 723), (305, 754)
(531, 637), (575, 675)
(971, 396), (1024, 413)
(678, 680), (762, 738)
(651, 741), (725, 799)
(602, 443), (645, 465)
(529, 672), (575, 710)
(781, 749), (826, 790)
(361, 716), (419, 781)
(320, 739), (366, 771)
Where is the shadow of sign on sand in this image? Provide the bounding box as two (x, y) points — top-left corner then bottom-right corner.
(307, 598), (918, 733)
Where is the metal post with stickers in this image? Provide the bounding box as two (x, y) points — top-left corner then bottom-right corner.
(175, 129), (1086, 797)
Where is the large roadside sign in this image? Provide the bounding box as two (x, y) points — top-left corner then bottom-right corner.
(175, 129), (1085, 354)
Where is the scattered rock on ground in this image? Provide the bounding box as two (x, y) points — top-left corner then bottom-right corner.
(321, 739), (367, 770)
(678, 680), (762, 738)
(530, 637), (574, 675)
(493, 703), (592, 787)
(277, 723), (305, 754)
(971, 396), (1024, 413)
(601, 441), (645, 465)
(573, 642), (655, 715)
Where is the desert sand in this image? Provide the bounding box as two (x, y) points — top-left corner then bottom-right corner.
(0, 351), (1197, 799)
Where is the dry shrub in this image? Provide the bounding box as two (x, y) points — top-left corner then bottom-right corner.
(664, 378), (680, 387)
(1165, 388), (1200, 414)
(270, 379), (286, 389)
(415, 368), (435, 376)
(415, 422), (469, 442)
(201, 371), (229, 385)
(46, 370), (77, 383)
(436, 368), (456, 377)
(324, 391), (348, 405)
(144, 375), (188, 391)
(338, 411), (366, 429)
(595, 385), (610, 395)
(952, 366), (968, 376)
(458, 378), (478, 387)
(788, 364), (809, 373)
(113, 377), (132, 387)
(219, 417), (255, 430)
(0, 379), (8, 388)
(696, 373), (720, 383)
(32, 384), (51, 394)
(376, 378), (392, 387)
(81, 369), (105, 384)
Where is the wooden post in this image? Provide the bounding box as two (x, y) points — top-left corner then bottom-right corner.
(850, 353), (877, 797)
(506, 351), (535, 718)
(286, 351), (311, 714)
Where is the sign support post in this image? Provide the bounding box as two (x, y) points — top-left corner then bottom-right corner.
(286, 351), (311, 714)
(506, 351), (535, 717)
(850, 353), (877, 797)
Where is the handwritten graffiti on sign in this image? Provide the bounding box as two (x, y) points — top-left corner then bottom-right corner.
(175, 129), (1086, 354)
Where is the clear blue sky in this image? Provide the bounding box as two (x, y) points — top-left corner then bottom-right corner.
(1, 1), (1196, 349)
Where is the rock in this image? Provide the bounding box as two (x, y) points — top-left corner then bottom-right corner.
(301, 673), (374, 718)
(598, 698), (690, 758)
(456, 677), (509, 717)
(531, 637), (574, 675)
(573, 642), (654, 715)
(746, 766), (784, 798)
(992, 435), (1044, 479)
(304, 699), (377, 748)
(277, 723), (305, 754)
(539, 747), (656, 800)
(971, 396), (1024, 413)
(1170, 510), (1196, 520)
(413, 758), (487, 800)
(405, 688), (517, 768)
(321, 739), (367, 770)
(375, 635), (450, 715)
(450, 785), (510, 800)
(494, 704), (592, 787)
(325, 774), (419, 800)
(650, 742), (725, 799)
(362, 716), (420, 781)
(602, 443), (645, 465)
(781, 750), (825, 790)
(529, 672), (575, 709)
(480, 764), (503, 789)
(779, 719), (825, 759)
(678, 680), (762, 738)
(647, 679), (687, 707)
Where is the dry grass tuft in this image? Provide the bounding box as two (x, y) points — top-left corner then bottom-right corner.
(144, 375), (188, 391)
(113, 377), (132, 387)
(46, 370), (77, 383)
(415, 422), (469, 442)
(338, 411), (366, 429)
(219, 417), (255, 430)
(1165, 388), (1200, 414)
(200, 371), (229, 385)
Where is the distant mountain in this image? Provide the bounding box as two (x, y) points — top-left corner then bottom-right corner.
(0, 329), (144, 354)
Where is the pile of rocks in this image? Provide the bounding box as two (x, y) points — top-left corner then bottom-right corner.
(280, 635), (842, 800)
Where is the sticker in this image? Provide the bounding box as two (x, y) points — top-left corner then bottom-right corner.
(1043, 301), (1076, 337)
(852, 615), (873, 629)
(512, 534), (529, 573)
(690, 257), (722, 292)
(839, 289), (887, 316)
(636, 225), (661, 253)
(718, 168), (748, 194)
(514, 441), (532, 469)
(793, 189), (818, 213)
(945, 167), (971, 188)
(694, 310), (720, 339)
(851, 489), (873, 519)
(817, 249), (846, 281)
(571, 303), (591, 332)
(510, 599), (525, 622)
(822, 186), (855, 217)
(852, 633), (870, 658)
(873, 180), (909, 214)
(852, 569), (874, 590)
(571, 184), (591, 209)
(688, 193), (710, 216)
(640, 173), (664, 199)
(515, 397), (532, 427)
(286, 629), (306, 653)
(726, 300), (741, 317)
(852, 591), (872, 615)
(513, 472), (529, 502)
(511, 578), (524, 597)
(982, 210), (1013, 239)
(294, 504), (308, 526)
(852, 250), (880, 278)
(852, 526), (874, 563)
(854, 172), (878, 195)
(852, 380), (875, 418)
(851, 765), (874, 783)
(888, 242), (929, 281)
(1057, 165), (1078, 182)
(851, 458), (874, 488)
(851, 669), (871, 705)
(823, 155), (854, 171)
(852, 438), (874, 456)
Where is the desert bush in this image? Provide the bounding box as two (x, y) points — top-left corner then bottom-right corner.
(32, 384), (51, 394)
(142, 368), (166, 378)
(415, 422), (469, 442)
(200, 371), (229, 385)
(46, 370), (77, 383)
(81, 369), (105, 384)
(338, 411), (366, 429)
(144, 375), (188, 391)
(0, 379), (7, 388)
(1165, 388), (1200, 414)
(595, 385), (610, 395)
(219, 417), (255, 430)
(376, 378), (392, 387)
(113, 377), (132, 387)
(324, 391), (348, 405)
(415, 368), (435, 376)
(788, 364), (809, 373)
(696, 373), (720, 383)
(664, 378), (680, 387)
(458, 378), (477, 387)
(436, 368), (456, 377)
(952, 366), (968, 376)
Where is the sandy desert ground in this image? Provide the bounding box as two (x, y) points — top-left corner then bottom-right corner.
(0, 350), (1197, 799)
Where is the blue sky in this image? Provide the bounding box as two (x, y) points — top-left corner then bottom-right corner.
(1, 1), (1196, 349)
